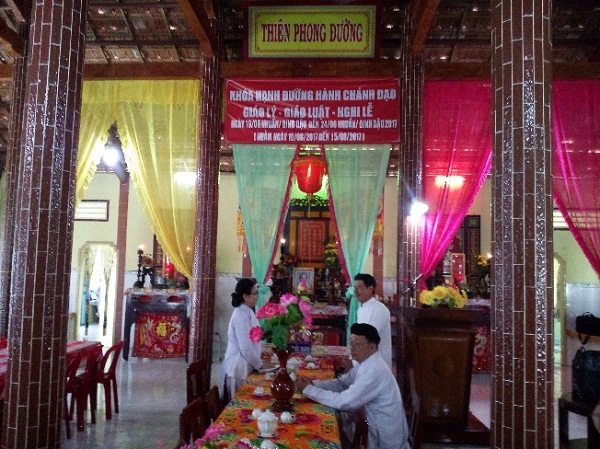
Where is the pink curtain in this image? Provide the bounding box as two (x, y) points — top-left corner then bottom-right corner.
(420, 81), (492, 282)
(553, 80), (600, 277)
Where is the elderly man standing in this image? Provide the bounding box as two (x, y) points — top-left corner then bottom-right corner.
(295, 323), (410, 449)
(354, 273), (392, 368)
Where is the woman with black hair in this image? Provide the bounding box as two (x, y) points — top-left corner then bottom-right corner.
(219, 278), (264, 399)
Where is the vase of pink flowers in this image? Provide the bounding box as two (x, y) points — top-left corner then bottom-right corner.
(249, 293), (312, 410)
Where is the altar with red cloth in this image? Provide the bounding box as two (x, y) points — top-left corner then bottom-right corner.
(123, 289), (190, 360)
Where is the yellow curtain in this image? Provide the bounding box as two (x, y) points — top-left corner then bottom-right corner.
(114, 80), (200, 279)
(76, 82), (118, 204)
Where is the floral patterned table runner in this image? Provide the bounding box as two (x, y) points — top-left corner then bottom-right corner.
(199, 353), (341, 449)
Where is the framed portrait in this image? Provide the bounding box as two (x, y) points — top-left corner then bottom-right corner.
(293, 268), (314, 294)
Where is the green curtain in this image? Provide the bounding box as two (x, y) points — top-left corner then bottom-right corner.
(325, 144), (390, 338)
(233, 144), (296, 308)
(115, 80), (200, 279)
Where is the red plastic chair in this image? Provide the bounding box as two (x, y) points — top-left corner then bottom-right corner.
(95, 341), (124, 420)
(70, 346), (101, 431)
(64, 352), (83, 439)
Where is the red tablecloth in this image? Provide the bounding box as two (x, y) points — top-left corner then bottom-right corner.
(0, 340), (103, 398)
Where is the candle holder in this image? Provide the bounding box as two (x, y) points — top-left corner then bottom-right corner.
(134, 249), (155, 288)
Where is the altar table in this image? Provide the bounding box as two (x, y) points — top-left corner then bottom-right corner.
(122, 288), (190, 360)
(202, 352), (342, 448)
(310, 303), (348, 346)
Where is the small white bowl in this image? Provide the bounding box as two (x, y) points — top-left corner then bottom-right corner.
(280, 411), (294, 423)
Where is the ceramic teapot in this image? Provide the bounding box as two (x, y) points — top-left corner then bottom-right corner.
(257, 409), (278, 436)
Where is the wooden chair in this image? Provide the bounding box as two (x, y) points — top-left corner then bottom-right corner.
(339, 409), (369, 449)
(186, 359), (209, 404)
(179, 396), (208, 444)
(350, 410), (369, 449)
(205, 385), (224, 426)
(95, 340), (124, 419)
(406, 367), (422, 449)
(64, 352), (83, 439)
(406, 395), (421, 449)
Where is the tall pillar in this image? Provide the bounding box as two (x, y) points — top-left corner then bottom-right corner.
(2, 0), (87, 446)
(0, 44), (26, 336)
(491, 0), (554, 447)
(396, 4), (424, 393)
(189, 12), (222, 383)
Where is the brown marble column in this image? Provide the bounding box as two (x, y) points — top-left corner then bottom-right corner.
(2, 0), (87, 446)
(113, 180), (130, 343)
(396, 4), (424, 393)
(189, 12), (222, 387)
(491, 0), (554, 447)
(0, 44), (26, 337)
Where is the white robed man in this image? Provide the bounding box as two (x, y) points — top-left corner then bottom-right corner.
(295, 323), (410, 449)
(354, 273), (392, 368)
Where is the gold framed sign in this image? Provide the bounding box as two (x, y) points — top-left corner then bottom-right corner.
(245, 3), (378, 59)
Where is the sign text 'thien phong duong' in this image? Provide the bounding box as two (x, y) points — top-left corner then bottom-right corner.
(246, 4), (377, 59)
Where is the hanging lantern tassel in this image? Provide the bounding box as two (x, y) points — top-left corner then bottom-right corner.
(293, 154), (328, 195)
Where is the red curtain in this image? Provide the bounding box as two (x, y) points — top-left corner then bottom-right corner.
(420, 81), (492, 282)
(553, 80), (600, 277)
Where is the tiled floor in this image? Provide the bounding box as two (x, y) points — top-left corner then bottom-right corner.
(62, 337), (587, 448)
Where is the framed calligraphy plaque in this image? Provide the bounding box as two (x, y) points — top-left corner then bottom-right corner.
(297, 219), (328, 263)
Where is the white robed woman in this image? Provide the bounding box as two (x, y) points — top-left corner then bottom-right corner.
(219, 278), (264, 399)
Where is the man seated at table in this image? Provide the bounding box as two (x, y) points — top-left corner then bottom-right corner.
(295, 323), (410, 449)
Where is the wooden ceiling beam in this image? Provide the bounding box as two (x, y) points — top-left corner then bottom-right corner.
(0, 60), (597, 82)
(424, 61), (600, 79)
(176, 0), (215, 57)
(0, 20), (24, 57)
(221, 60), (403, 78)
(4, 0), (26, 22)
(82, 62), (202, 80)
(409, 0), (441, 55)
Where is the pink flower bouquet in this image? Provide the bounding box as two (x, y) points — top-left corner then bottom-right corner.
(249, 293), (312, 349)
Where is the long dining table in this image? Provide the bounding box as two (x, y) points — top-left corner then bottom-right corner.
(0, 340), (103, 399)
(201, 346), (349, 448)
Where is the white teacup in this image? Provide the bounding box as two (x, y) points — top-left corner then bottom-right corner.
(254, 386), (266, 396)
(280, 411), (294, 423)
(260, 440), (277, 449)
(251, 408), (263, 419)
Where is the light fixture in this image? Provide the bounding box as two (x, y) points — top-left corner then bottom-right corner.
(434, 175), (466, 189)
(101, 121), (128, 183)
(408, 200), (429, 223)
(293, 145), (327, 195)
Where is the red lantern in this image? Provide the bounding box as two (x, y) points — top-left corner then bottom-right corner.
(293, 154), (327, 194)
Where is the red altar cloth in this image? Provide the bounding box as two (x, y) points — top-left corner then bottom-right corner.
(132, 311), (187, 358)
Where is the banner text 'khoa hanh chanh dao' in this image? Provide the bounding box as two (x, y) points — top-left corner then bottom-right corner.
(224, 78), (401, 144)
